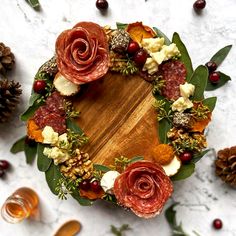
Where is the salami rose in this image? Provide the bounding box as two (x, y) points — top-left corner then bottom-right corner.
(56, 22), (109, 84)
(113, 161), (173, 218)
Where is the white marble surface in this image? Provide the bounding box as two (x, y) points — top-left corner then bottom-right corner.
(0, 0), (236, 235)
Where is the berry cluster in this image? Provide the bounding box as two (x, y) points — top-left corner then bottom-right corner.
(0, 160), (10, 178)
(80, 179), (102, 193)
(205, 61), (220, 84)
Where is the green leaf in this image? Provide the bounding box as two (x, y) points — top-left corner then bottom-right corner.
(45, 164), (62, 195)
(165, 203), (178, 228)
(110, 224), (132, 236)
(29, 93), (41, 106)
(153, 27), (171, 45)
(129, 156), (144, 164)
(191, 149), (210, 164)
(24, 142), (37, 164)
(210, 45), (232, 66)
(202, 97), (217, 112)
(205, 71), (231, 91)
(171, 163), (195, 181)
(93, 164), (111, 172)
(158, 118), (171, 144)
(10, 136), (26, 154)
(116, 22), (127, 30)
(71, 188), (94, 206)
(66, 118), (84, 135)
(37, 143), (52, 172)
(172, 32), (193, 81)
(25, 0), (40, 9)
(189, 65), (208, 100)
(20, 100), (44, 121)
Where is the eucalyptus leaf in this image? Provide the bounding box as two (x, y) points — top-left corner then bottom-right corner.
(172, 32), (193, 81)
(189, 65), (208, 101)
(25, 0), (40, 9)
(21, 100), (44, 121)
(205, 72), (231, 91)
(116, 22), (127, 30)
(191, 149), (210, 164)
(171, 163), (195, 181)
(129, 156), (144, 164)
(158, 118), (171, 144)
(153, 27), (171, 45)
(29, 93), (41, 106)
(10, 136), (26, 154)
(24, 142), (37, 164)
(210, 45), (232, 66)
(37, 143), (52, 172)
(202, 97), (217, 112)
(93, 164), (111, 172)
(66, 118), (84, 135)
(45, 164), (62, 195)
(71, 188), (94, 206)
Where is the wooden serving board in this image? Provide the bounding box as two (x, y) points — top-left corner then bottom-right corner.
(74, 73), (160, 166)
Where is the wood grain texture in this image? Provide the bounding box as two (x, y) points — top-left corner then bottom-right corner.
(74, 73), (159, 165)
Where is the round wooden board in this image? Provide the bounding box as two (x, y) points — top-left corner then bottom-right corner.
(73, 73), (160, 166)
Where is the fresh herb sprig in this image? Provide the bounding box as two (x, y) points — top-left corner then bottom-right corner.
(110, 224), (132, 236)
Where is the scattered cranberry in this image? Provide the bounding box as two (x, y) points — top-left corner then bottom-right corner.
(33, 80), (47, 94)
(179, 151), (193, 163)
(205, 61), (217, 73)
(209, 72), (220, 84)
(133, 49), (148, 67)
(96, 0), (109, 10)
(0, 169), (5, 178)
(0, 160), (10, 170)
(127, 41), (140, 55)
(80, 180), (90, 191)
(193, 0), (206, 11)
(213, 218), (223, 230)
(90, 180), (102, 192)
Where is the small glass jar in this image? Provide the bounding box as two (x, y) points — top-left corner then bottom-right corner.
(1, 187), (39, 223)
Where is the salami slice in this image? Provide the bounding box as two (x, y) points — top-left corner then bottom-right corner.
(159, 60), (187, 100)
(56, 22), (109, 85)
(113, 161), (173, 218)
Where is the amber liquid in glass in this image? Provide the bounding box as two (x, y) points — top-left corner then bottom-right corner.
(1, 187), (39, 223)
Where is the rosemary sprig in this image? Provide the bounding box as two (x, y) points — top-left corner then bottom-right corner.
(64, 100), (80, 119)
(152, 76), (165, 95)
(153, 99), (173, 122)
(190, 103), (210, 120)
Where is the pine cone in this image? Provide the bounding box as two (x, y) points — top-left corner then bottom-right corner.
(0, 79), (22, 123)
(60, 150), (93, 180)
(0, 43), (15, 75)
(215, 146), (236, 187)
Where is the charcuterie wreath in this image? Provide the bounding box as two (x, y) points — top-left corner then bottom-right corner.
(11, 22), (232, 218)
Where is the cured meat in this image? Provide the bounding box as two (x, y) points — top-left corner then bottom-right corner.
(56, 22), (109, 85)
(32, 92), (66, 134)
(113, 161), (173, 218)
(159, 60), (187, 100)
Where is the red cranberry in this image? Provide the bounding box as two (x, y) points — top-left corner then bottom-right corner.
(80, 180), (90, 191)
(205, 61), (217, 73)
(213, 219), (223, 230)
(90, 180), (102, 192)
(33, 80), (47, 94)
(179, 151), (193, 163)
(209, 72), (220, 84)
(193, 0), (206, 11)
(133, 49), (148, 67)
(0, 160), (10, 170)
(127, 41), (140, 55)
(96, 0), (108, 10)
(0, 169), (5, 178)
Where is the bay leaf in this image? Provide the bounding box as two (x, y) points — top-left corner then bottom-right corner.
(189, 65), (208, 100)
(191, 149), (210, 164)
(210, 45), (232, 66)
(25, 0), (40, 9)
(37, 143), (52, 172)
(129, 156), (144, 164)
(24, 142), (37, 164)
(10, 136), (26, 154)
(171, 163), (195, 181)
(45, 164), (62, 195)
(116, 22), (127, 30)
(172, 32), (193, 81)
(158, 118), (171, 144)
(205, 71), (231, 91)
(153, 27), (171, 45)
(202, 97), (217, 112)
(93, 164), (111, 172)
(66, 118), (84, 135)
